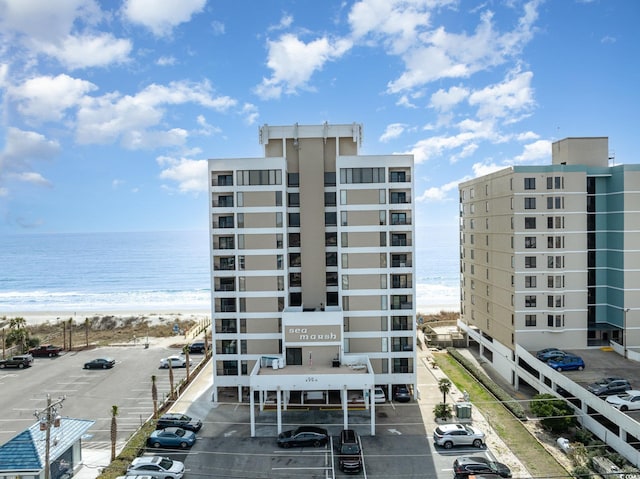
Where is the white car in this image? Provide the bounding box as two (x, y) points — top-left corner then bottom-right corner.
(126, 456), (184, 479)
(606, 390), (640, 411)
(374, 387), (386, 403)
(433, 423), (485, 449)
(159, 355), (192, 369)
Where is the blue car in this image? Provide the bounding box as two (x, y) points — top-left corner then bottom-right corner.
(547, 354), (585, 372)
(147, 427), (196, 449)
(537, 349), (568, 362)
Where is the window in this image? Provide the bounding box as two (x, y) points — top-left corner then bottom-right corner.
(287, 173), (299, 186)
(525, 237), (536, 248)
(218, 236), (234, 249)
(525, 276), (537, 288)
(289, 253), (301, 267)
(289, 273), (301, 287)
(324, 192), (336, 206)
(391, 233), (407, 246)
(216, 195), (233, 207)
(525, 315), (536, 327)
(324, 172), (336, 186)
(524, 178), (536, 190)
(547, 196), (564, 209)
(217, 174), (233, 186)
(524, 197), (536, 209)
(289, 233), (301, 247)
(391, 212), (407, 225)
(326, 271), (338, 286)
(237, 169), (282, 185)
(324, 232), (337, 246)
(288, 213), (300, 227)
(325, 212), (337, 226)
(525, 295), (537, 307)
(390, 191), (407, 204)
(218, 216), (234, 228)
(390, 170), (406, 182)
(326, 252), (338, 266)
(288, 193), (300, 207)
(392, 316), (410, 330)
(340, 167), (385, 184)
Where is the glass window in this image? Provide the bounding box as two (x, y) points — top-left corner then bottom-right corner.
(324, 192), (336, 206)
(525, 237), (536, 248)
(524, 178), (536, 190)
(525, 276), (536, 288)
(525, 315), (536, 327)
(524, 256), (536, 268)
(288, 193), (300, 207)
(287, 173), (299, 186)
(325, 212), (337, 226)
(524, 217), (536, 229)
(525, 295), (536, 307)
(524, 198), (536, 209)
(288, 213), (300, 227)
(324, 172), (336, 186)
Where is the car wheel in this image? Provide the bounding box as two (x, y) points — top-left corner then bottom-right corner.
(102, 364), (107, 369)
(621, 405), (629, 412)
(180, 442), (188, 449)
(473, 439), (483, 448)
(557, 367), (563, 372)
(281, 442), (290, 448)
(0, 364), (5, 369)
(152, 442), (161, 448)
(313, 440), (321, 447)
(443, 441), (453, 449)
(578, 366), (584, 371)
(18, 363), (24, 369)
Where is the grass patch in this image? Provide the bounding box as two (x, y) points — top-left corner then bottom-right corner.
(433, 351), (569, 479)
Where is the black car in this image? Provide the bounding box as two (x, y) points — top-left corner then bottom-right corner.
(337, 429), (362, 473)
(393, 385), (411, 402)
(83, 357), (115, 369)
(188, 340), (209, 354)
(453, 456), (512, 479)
(535, 348), (560, 360)
(586, 377), (632, 396)
(156, 413), (203, 432)
(277, 426), (329, 448)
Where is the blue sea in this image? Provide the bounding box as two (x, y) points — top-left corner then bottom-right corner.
(0, 231), (459, 315)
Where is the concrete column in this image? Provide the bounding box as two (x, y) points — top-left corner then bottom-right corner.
(370, 387), (376, 436)
(342, 386), (348, 430)
(250, 387), (255, 437)
(238, 385), (242, 402)
(276, 388), (282, 434)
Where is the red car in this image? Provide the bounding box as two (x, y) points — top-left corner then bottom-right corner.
(29, 344), (63, 357)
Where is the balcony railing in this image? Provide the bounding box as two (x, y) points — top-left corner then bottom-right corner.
(215, 326), (238, 334)
(214, 263), (235, 271)
(391, 261), (412, 268)
(217, 368), (238, 376)
(391, 281), (413, 289)
(216, 305), (236, 313)
(391, 302), (413, 310)
(212, 200), (234, 207)
(215, 284), (235, 292)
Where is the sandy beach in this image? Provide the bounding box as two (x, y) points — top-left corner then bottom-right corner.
(2, 309), (212, 327)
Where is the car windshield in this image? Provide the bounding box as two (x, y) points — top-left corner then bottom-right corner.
(341, 444), (360, 454)
(176, 429), (185, 437)
(158, 457), (173, 469)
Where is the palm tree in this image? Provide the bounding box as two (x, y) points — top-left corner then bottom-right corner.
(84, 318), (90, 348)
(67, 318), (73, 351)
(182, 345), (191, 381)
(6, 317), (28, 353)
(438, 378), (452, 404)
(151, 375), (158, 419)
(110, 405), (118, 461)
(168, 360), (175, 400)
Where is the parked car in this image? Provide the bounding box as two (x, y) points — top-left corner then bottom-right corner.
(156, 413), (202, 432)
(546, 354), (584, 371)
(537, 349), (568, 362)
(535, 347), (561, 360)
(453, 456), (512, 478)
(606, 390), (640, 411)
(188, 340), (209, 354)
(434, 424), (485, 449)
(84, 357), (115, 369)
(393, 384), (411, 402)
(29, 344), (63, 357)
(147, 427), (196, 449)
(0, 354), (33, 369)
(374, 387), (386, 403)
(586, 377), (632, 396)
(126, 456), (184, 479)
(277, 426), (329, 448)
(159, 355), (192, 369)
(337, 429), (362, 473)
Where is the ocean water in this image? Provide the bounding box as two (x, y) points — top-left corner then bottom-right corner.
(0, 231), (459, 314)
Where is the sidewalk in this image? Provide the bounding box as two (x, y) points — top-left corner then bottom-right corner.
(416, 332), (530, 478)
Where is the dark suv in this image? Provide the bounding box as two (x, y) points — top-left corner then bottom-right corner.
(337, 429), (362, 473)
(586, 377), (632, 396)
(156, 413), (203, 432)
(453, 456), (512, 479)
(0, 354), (33, 369)
(188, 340), (209, 354)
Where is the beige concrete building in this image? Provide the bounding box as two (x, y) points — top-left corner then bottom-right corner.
(459, 137), (640, 384)
(208, 123), (416, 423)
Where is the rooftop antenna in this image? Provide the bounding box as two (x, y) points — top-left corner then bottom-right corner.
(608, 151), (616, 166)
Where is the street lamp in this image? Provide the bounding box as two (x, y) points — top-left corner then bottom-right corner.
(34, 394), (65, 479)
(624, 308), (630, 358)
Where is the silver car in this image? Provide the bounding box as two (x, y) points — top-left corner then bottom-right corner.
(433, 423), (485, 449)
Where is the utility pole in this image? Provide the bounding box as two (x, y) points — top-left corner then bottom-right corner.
(34, 394), (65, 479)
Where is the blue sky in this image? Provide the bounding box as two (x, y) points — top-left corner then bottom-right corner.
(0, 0), (638, 254)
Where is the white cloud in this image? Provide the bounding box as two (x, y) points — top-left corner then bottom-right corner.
(241, 103), (259, 125)
(13, 171), (52, 187)
(254, 34), (352, 99)
(75, 80), (236, 148)
(429, 85), (469, 112)
(157, 155), (208, 193)
(195, 115), (222, 136)
(379, 123), (407, 142)
(35, 33), (132, 69)
(416, 178), (463, 202)
(472, 161), (508, 178)
(268, 14), (293, 32)
(468, 70), (535, 120)
(122, 0), (206, 36)
(156, 56), (177, 66)
(11, 73), (97, 122)
(0, 128), (60, 173)
(384, 2), (540, 93)
(510, 139), (551, 164)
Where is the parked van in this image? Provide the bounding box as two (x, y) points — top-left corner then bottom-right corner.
(338, 429), (362, 473)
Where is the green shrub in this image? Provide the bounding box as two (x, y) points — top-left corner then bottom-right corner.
(530, 393), (575, 432)
(571, 464), (591, 479)
(434, 402), (452, 420)
(446, 347), (527, 420)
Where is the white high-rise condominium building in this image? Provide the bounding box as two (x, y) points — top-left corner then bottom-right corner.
(458, 137), (640, 384)
(208, 123), (416, 426)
